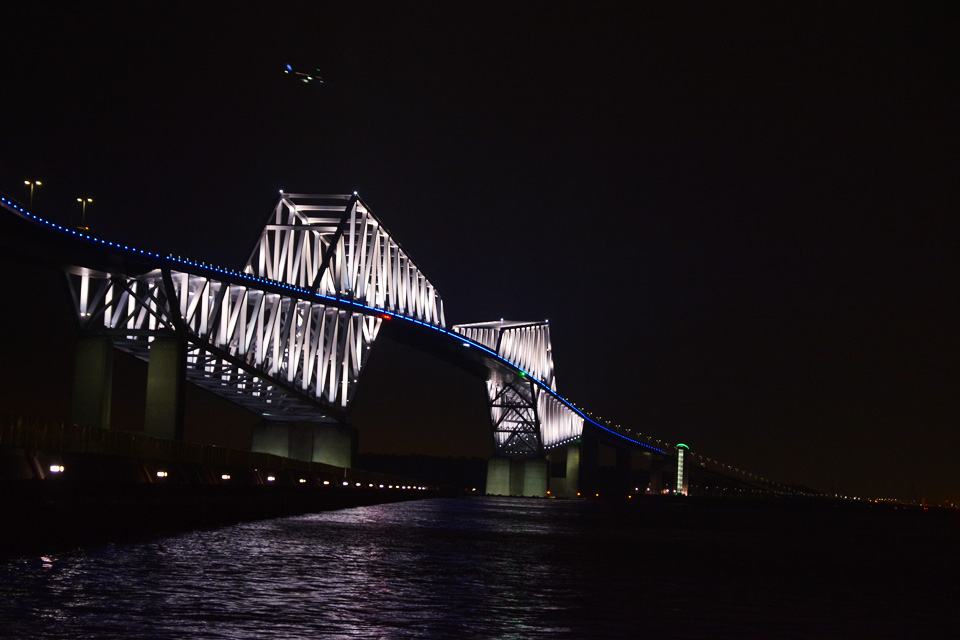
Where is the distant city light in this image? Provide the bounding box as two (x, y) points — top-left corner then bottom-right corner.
(49, 465), (64, 473)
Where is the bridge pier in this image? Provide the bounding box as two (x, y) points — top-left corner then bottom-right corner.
(70, 335), (114, 430)
(546, 442), (581, 498)
(486, 458), (511, 496)
(648, 455), (664, 495)
(144, 337), (186, 441)
(251, 421), (355, 468)
(615, 448), (631, 494)
(311, 423), (355, 468)
(485, 457), (548, 497)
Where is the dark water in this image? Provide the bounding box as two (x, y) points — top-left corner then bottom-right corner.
(1, 498), (957, 639)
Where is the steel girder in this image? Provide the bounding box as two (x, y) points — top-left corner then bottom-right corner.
(455, 320), (583, 454)
(244, 193), (445, 327)
(67, 266), (380, 421)
(455, 320), (555, 389)
(63, 193), (448, 422)
(487, 376), (541, 456)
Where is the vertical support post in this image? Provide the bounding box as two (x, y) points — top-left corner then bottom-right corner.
(549, 441), (581, 498)
(70, 335), (114, 429)
(580, 430), (600, 497)
(486, 457), (511, 496)
(522, 458), (548, 497)
(312, 423), (354, 468)
(615, 447), (631, 495)
(289, 423), (314, 462)
(565, 442), (581, 498)
(251, 421), (291, 458)
(648, 455), (664, 495)
(509, 458), (525, 496)
(144, 336), (185, 440)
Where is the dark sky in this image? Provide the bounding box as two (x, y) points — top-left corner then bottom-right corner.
(1, 2), (957, 503)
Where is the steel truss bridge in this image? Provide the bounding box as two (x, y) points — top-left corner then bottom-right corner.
(1, 190), (789, 495)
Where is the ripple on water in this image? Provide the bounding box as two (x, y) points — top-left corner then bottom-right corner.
(1, 498), (956, 639)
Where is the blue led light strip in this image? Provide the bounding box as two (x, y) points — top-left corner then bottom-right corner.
(2, 195), (666, 455)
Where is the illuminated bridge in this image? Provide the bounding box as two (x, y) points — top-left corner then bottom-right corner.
(1, 191), (781, 498)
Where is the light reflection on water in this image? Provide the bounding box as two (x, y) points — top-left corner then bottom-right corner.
(0, 497), (956, 639)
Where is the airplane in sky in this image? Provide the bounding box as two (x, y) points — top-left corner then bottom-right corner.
(285, 64), (323, 84)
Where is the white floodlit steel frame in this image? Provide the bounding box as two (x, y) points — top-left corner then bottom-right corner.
(454, 320), (583, 453)
(59, 193), (580, 450)
(67, 267), (378, 420)
(65, 194), (447, 421)
(245, 193), (444, 327)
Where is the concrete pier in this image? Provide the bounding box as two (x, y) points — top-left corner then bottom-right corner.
(649, 455), (664, 494)
(251, 422), (296, 458)
(485, 456), (548, 497)
(547, 442), (581, 498)
(486, 457), (511, 496)
(521, 458), (548, 497)
(144, 337), (186, 440)
(312, 423), (354, 468)
(70, 336), (114, 430)
(252, 422), (354, 468)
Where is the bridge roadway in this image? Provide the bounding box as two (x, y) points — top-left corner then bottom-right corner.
(1, 191), (776, 498)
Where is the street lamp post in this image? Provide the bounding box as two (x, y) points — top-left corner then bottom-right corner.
(77, 197), (93, 230)
(24, 180), (42, 207)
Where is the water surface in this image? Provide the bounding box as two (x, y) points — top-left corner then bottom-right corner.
(1, 498), (956, 638)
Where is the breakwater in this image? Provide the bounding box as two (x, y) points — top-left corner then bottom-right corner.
(0, 418), (435, 558)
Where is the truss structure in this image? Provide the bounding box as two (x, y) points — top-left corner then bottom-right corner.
(454, 320), (583, 454)
(68, 266), (379, 420)
(63, 194), (448, 422)
(487, 375), (541, 455)
(245, 193), (445, 327)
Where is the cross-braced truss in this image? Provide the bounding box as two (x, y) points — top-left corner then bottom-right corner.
(455, 320), (583, 453)
(63, 193), (450, 422)
(67, 266), (381, 421)
(488, 377), (541, 455)
(455, 320), (555, 389)
(245, 193), (445, 327)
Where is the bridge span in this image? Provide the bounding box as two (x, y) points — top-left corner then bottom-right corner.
(1, 191), (778, 498)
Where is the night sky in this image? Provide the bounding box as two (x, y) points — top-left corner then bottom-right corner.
(1, 2), (956, 503)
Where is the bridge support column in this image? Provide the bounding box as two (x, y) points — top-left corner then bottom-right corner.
(251, 421), (293, 458)
(564, 443), (581, 498)
(648, 455), (664, 495)
(70, 335), (114, 429)
(312, 424), (354, 468)
(485, 457), (548, 497)
(144, 337), (185, 441)
(579, 431), (600, 497)
(509, 459), (525, 496)
(486, 458), (511, 496)
(615, 448), (631, 496)
(548, 442), (581, 498)
(252, 422), (355, 467)
(521, 458), (548, 497)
